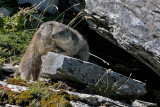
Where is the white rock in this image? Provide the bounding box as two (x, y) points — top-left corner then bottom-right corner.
(2, 63), (19, 73)
(51, 89), (132, 107)
(0, 81), (28, 93)
(132, 100), (157, 107)
(70, 101), (93, 107)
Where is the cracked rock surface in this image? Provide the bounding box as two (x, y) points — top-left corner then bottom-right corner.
(41, 52), (146, 96)
(84, 0), (160, 76)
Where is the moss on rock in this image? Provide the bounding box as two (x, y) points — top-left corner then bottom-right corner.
(0, 80), (80, 106)
(7, 91), (19, 105)
(6, 78), (29, 86)
(41, 90), (73, 107)
(16, 91), (34, 106)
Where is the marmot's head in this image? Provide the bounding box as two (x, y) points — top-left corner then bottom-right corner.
(52, 27), (75, 41)
(39, 21), (73, 41)
(40, 21), (55, 36)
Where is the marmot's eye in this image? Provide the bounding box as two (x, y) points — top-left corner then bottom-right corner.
(49, 23), (53, 26)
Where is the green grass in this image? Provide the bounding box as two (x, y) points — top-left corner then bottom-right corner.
(0, 13), (36, 63)
(0, 6), (42, 63)
(0, 30), (34, 62)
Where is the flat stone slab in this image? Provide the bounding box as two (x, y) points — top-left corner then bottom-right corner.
(132, 100), (157, 107)
(53, 89), (132, 107)
(41, 52), (146, 96)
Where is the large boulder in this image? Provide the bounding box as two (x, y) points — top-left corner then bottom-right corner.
(84, 0), (160, 76)
(18, 0), (59, 15)
(41, 52), (146, 96)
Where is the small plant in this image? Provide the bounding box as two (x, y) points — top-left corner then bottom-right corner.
(94, 69), (119, 98)
(0, 57), (5, 68)
(41, 90), (73, 107)
(0, 48), (5, 68)
(0, 30), (34, 62)
(28, 85), (52, 100)
(0, 7), (40, 62)
(83, 81), (119, 99)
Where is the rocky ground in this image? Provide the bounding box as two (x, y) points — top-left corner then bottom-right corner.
(0, 0), (160, 106)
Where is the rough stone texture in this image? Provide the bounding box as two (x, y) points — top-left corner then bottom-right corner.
(132, 100), (157, 107)
(0, 8), (10, 17)
(68, 91), (132, 107)
(0, 104), (20, 107)
(2, 63), (19, 73)
(70, 101), (92, 107)
(41, 52), (146, 96)
(84, 0), (160, 76)
(18, 0), (59, 15)
(52, 89), (132, 107)
(0, 81), (132, 107)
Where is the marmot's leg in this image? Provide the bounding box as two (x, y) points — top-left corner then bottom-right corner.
(20, 70), (31, 81)
(32, 67), (41, 81)
(14, 70), (20, 78)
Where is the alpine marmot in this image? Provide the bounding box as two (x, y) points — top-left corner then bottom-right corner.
(14, 21), (89, 81)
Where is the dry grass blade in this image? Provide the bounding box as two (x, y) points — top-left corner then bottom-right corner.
(89, 53), (110, 65)
(117, 73), (132, 90)
(54, 3), (80, 21)
(68, 9), (84, 27)
(95, 69), (111, 87)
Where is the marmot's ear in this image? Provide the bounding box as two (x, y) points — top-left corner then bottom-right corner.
(39, 23), (44, 28)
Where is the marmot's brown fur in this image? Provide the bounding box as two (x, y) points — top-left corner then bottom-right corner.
(14, 21), (90, 81)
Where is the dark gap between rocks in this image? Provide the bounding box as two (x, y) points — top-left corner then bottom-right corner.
(75, 20), (160, 105)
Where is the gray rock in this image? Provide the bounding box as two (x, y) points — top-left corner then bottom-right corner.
(52, 89), (132, 107)
(0, 81), (131, 107)
(0, 8), (10, 17)
(41, 52), (146, 96)
(0, 104), (20, 107)
(132, 100), (157, 107)
(18, 0), (59, 15)
(70, 101), (93, 107)
(2, 63), (19, 73)
(84, 0), (160, 76)
(0, 81), (28, 92)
